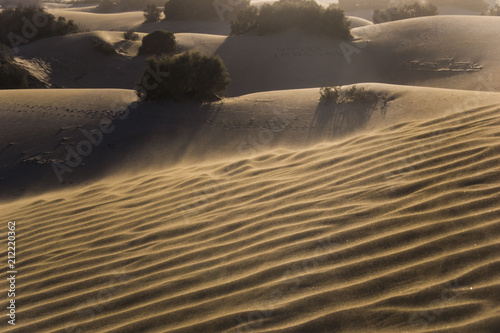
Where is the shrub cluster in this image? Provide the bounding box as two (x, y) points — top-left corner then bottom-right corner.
(320, 85), (375, 104)
(92, 38), (116, 55)
(138, 30), (177, 56)
(163, 0), (250, 21)
(144, 3), (162, 22)
(373, 2), (438, 23)
(0, 47), (29, 89)
(0, 5), (79, 47)
(136, 51), (230, 102)
(230, 0), (351, 40)
(490, 4), (500, 16)
(124, 30), (139, 41)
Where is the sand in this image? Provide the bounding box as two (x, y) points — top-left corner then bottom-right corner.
(2, 91), (500, 332)
(1, 2), (500, 332)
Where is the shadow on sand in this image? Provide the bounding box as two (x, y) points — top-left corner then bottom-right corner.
(309, 93), (392, 141)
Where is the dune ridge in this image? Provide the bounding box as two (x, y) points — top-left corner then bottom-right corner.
(3, 100), (500, 332)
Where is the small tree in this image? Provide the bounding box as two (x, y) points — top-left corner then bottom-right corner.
(136, 51), (231, 102)
(138, 30), (177, 56)
(144, 3), (161, 23)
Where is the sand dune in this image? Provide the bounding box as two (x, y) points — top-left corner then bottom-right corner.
(14, 31), (225, 89)
(2, 3), (500, 332)
(18, 15), (500, 96)
(48, 8), (231, 35)
(2, 94), (500, 332)
(1, 83), (499, 198)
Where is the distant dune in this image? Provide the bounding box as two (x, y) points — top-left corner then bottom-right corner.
(16, 15), (500, 95)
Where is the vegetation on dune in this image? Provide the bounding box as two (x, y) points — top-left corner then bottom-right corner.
(0, 5), (79, 48)
(230, 0), (351, 40)
(124, 30), (139, 41)
(92, 38), (116, 55)
(163, 0), (250, 21)
(0, 45), (28, 89)
(138, 30), (177, 56)
(143, 3), (162, 23)
(136, 51), (230, 102)
(320, 85), (376, 105)
(489, 4), (500, 16)
(373, 2), (438, 23)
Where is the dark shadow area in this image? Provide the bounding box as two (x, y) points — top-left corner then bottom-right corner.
(0, 99), (215, 201)
(309, 93), (391, 141)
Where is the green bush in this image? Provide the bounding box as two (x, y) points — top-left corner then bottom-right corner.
(230, 0), (351, 40)
(0, 53), (29, 89)
(373, 2), (438, 23)
(144, 3), (161, 22)
(0, 5), (79, 47)
(164, 0), (250, 21)
(124, 30), (139, 41)
(138, 30), (177, 56)
(136, 51), (231, 101)
(320, 85), (375, 104)
(92, 38), (116, 55)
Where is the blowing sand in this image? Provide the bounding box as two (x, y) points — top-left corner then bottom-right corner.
(1, 2), (500, 333)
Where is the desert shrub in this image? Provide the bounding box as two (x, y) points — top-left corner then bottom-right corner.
(138, 30), (177, 56)
(0, 5), (79, 47)
(490, 4), (500, 16)
(124, 30), (139, 41)
(92, 38), (116, 55)
(230, 0), (351, 39)
(136, 51), (231, 101)
(0, 53), (29, 89)
(163, 0), (250, 21)
(320, 85), (375, 104)
(230, 6), (258, 35)
(373, 2), (438, 23)
(320, 86), (341, 104)
(144, 3), (161, 22)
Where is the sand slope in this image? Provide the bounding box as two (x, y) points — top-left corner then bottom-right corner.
(2, 94), (500, 332)
(2, 83), (500, 198)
